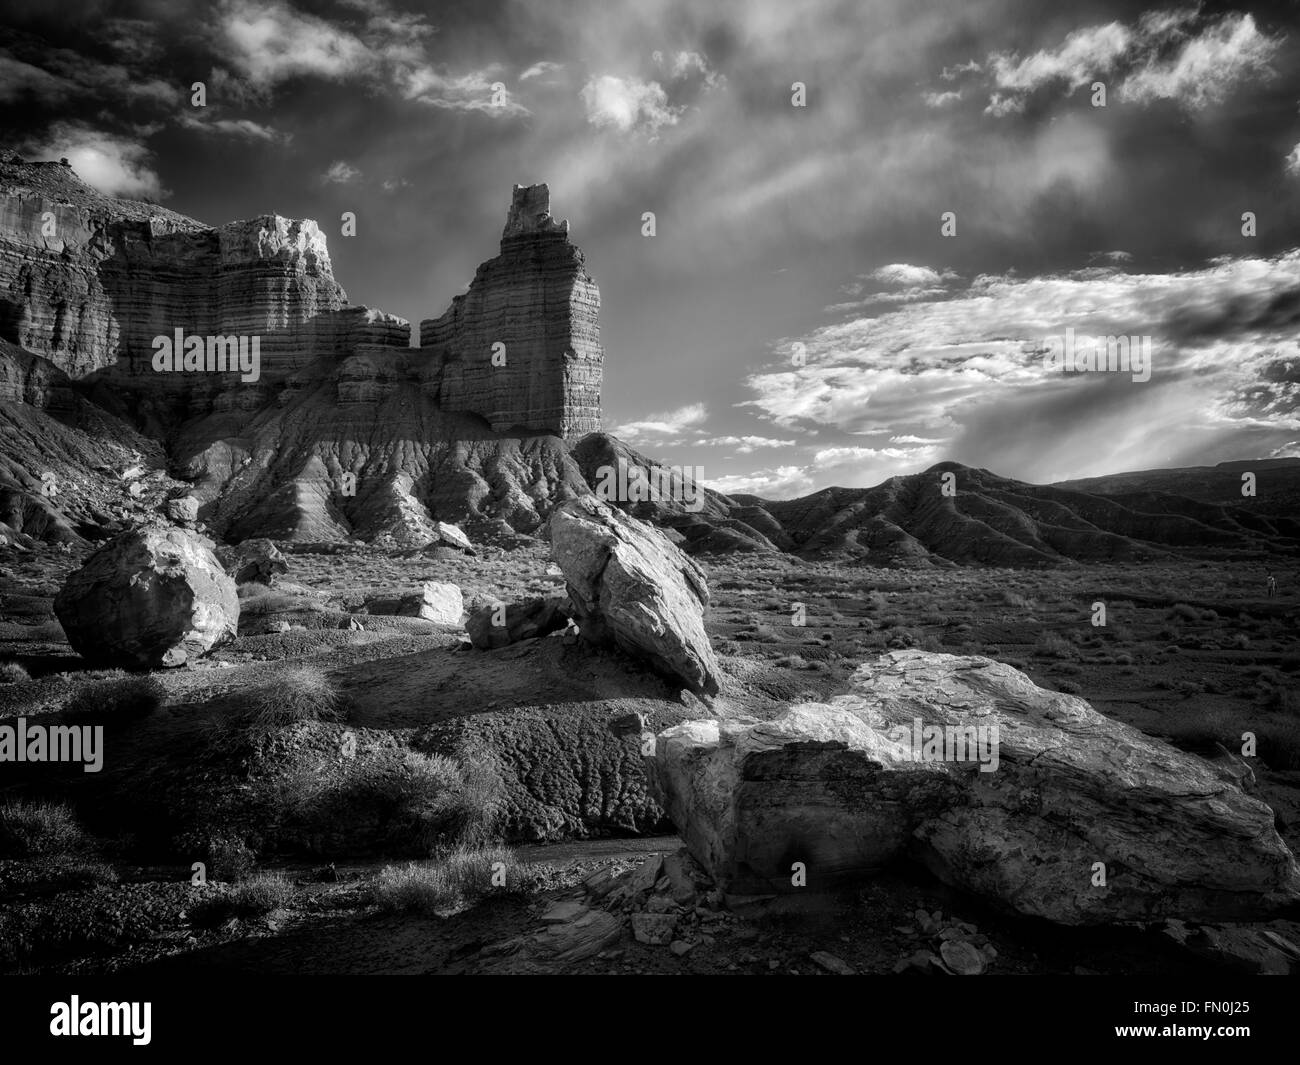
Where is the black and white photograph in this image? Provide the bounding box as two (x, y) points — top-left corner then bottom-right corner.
(0, 0), (1298, 1035)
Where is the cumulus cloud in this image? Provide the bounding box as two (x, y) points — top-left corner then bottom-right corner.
(744, 251), (1300, 483)
(580, 74), (680, 136)
(22, 123), (166, 199)
(612, 403), (709, 441)
(322, 160), (361, 184)
(215, 0), (372, 89)
(700, 465), (814, 498)
(869, 263), (958, 287)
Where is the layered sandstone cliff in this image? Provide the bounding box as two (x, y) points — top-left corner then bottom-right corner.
(0, 157), (609, 545)
(419, 184), (603, 439)
(0, 151), (408, 393)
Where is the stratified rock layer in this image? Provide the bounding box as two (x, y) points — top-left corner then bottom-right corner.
(650, 650), (1300, 923)
(419, 183), (603, 439)
(54, 527), (239, 668)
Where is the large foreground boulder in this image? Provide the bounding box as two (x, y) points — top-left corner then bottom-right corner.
(550, 497), (721, 696)
(650, 650), (1300, 924)
(54, 528), (239, 669)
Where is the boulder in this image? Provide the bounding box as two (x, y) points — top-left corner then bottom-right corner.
(466, 596), (571, 649)
(365, 581), (463, 625)
(549, 496), (721, 696)
(165, 496), (200, 524)
(649, 650), (1300, 925)
(217, 537), (287, 584)
(434, 521), (475, 553)
(53, 527), (239, 668)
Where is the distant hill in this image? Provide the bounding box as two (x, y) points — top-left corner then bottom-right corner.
(576, 438), (1299, 566)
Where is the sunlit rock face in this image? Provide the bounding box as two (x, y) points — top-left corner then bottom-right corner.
(418, 183), (604, 439)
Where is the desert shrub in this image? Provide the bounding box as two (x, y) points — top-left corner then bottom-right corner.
(1174, 679), (1206, 698)
(62, 674), (165, 717)
(192, 871), (293, 923)
(878, 614), (904, 629)
(1055, 663), (1083, 675)
(0, 800), (87, 857)
(917, 634), (944, 653)
(392, 752), (500, 851)
(1228, 633), (1250, 650)
(775, 655), (807, 669)
(1114, 652), (1135, 666)
(369, 844), (527, 914)
(205, 835), (258, 882)
(1167, 603), (1199, 622)
(1054, 680), (1081, 695)
(0, 660), (30, 684)
(1163, 706), (1235, 749)
(242, 664), (343, 737)
(999, 589), (1033, 609)
(1034, 631), (1076, 660)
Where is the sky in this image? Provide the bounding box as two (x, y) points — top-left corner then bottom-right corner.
(2, 0), (1299, 497)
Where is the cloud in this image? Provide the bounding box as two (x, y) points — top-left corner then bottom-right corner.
(214, 0), (372, 89)
(653, 49), (725, 89)
(209, 0), (521, 114)
(697, 435), (797, 453)
(988, 21), (1131, 95)
(922, 90), (961, 108)
(0, 48), (180, 108)
(179, 113), (287, 141)
(971, 10), (1282, 116)
(1287, 142), (1300, 178)
(21, 123), (166, 199)
(580, 74), (680, 136)
(612, 402), (709, 441)
(983, 91), (1025, 117)
(1119, 13), (1281, 109)
(869, 263), (958, 287)
(322, 160), (361, 184)
(744, 251), (1300, 483)
(700, 465), (814, 497)
(520, 60), (563, 81)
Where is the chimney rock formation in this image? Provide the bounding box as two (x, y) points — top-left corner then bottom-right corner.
(419, 183), (603, 439)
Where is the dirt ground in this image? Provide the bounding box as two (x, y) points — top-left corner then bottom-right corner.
(1, 541), (1298, 975)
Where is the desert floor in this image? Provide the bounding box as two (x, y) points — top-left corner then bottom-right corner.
(1, 543), (1297, 975)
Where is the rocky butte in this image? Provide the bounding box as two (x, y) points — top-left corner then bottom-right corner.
(0, 153), (603, 546)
